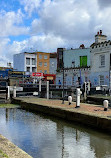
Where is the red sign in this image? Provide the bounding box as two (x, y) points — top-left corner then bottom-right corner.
(32, 72), (43, 77)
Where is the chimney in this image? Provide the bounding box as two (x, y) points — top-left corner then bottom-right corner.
(95, 30), (107, 43)
(80, 44), (85, 49)
(100, 30), (102, 35)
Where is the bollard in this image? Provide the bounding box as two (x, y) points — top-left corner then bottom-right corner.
(47, 81), (49, 99)
(39, 80), (41, 92)
(7, 86), (10, 100)
(76, 88), (82, 108)
(13, 86), (16, 98)
(103, 100), (108, 111)
(68, 96), (72, 105)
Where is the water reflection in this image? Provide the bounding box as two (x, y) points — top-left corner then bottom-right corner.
(0, 108), (111, 158)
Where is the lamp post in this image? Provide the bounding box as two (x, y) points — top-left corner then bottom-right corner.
(62, 59), (64, 104)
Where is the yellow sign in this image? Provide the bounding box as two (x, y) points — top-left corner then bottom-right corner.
(47, 76), (53, 80)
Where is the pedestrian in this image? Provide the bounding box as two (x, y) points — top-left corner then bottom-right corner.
(58, 80), (61, 88)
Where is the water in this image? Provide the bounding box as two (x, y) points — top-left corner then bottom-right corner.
(0, 107), (111, 158)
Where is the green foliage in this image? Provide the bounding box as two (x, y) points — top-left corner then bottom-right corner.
(0, 104), (19, 108)
(0, 150), (8, 158)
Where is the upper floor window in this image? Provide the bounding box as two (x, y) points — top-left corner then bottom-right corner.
(44, 55), (47, 59)
(99, 75), (104, 85)
(80, 56), (87, 67)
(100, 55), (105, 67)
(39, 54), (42, 59)
(32, 58), (36, 65)
(44, 70), (47, 74)
(32, 67), (36, 72)
(26, 58), (30, 65)
(44, 62), (47, 67)
(39, 62), (42, 67)
(26, 67), (30, 72)
(51, 62), (54, 67)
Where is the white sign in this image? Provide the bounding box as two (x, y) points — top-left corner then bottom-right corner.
(96, 87), (101, 90)
(9, 86), (23, 91)
(16, 87), (23, 91)
(33, 92), (38, 96)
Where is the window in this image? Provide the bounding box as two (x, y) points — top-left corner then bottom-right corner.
(26, 67), (30, 72)
(72, 60), (75, 67)
(39, 54), (42, 59)
(39, 62), (42, 66)
(44, 55), (47, 59)
(99, 75), (104, 85)
(100, 55), (105, 67)
(51, 62), (54, 67)
(32, 67), (36, 72)
(44, 70), (47, 74)
(26, 58), (30, 65)
(80, 56), (87, 67)
(44, 62), (47, 67)
(39, 62), (42, 67)
(32, 58), (36, 65)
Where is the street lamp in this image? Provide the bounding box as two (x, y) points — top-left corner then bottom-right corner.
(62, 56), (64, 104)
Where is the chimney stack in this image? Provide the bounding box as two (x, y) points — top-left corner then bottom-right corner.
(95, 30), (107, 43)
(100, 30), (102, 35)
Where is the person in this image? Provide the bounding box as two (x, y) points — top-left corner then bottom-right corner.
(58, 80), (61, 88)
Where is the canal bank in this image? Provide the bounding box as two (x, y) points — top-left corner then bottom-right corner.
(12, 97), (111, 133)
(0, 134), (32, 158)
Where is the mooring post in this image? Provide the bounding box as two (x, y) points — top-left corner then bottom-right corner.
(39, 79), (41, 92)
(7, 86), (10, 100)
(47, 81), (49, 99)
(13, 86), (16, 98)
(76, 88), (82, 108)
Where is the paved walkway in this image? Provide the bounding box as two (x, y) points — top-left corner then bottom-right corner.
(17, 97), (111, 118)
(0, 134), (32, 158)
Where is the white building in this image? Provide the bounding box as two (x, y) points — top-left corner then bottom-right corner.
(13, 52), (37, 73)
(90, 30), (111, 88)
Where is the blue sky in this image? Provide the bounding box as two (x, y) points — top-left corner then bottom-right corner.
(0, 0), (111, 66)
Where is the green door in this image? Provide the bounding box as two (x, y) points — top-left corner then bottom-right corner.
(80, 56), (87, 67)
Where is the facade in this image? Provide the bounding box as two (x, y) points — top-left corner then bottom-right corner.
(13, 52), (37, 73)
(56, 46), (90, 87)
(49, 53), (57, 74)
(36, 52), (50, 74)
(90, 30), (111, 88)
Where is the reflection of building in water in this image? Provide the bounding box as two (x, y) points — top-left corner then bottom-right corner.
(6, 108), (9, 122)
(76, 129), (80, 142)
(90, 134), (111, 158)
(5, 108), (17, 122)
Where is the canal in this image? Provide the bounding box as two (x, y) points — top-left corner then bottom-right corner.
(0, 106), (111, 158)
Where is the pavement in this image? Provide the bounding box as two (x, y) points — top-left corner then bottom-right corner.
(16, 97), (111, 118)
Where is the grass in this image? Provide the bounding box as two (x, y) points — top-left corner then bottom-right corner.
(0, 104), (20, 108)
(0, 150), (8, 158)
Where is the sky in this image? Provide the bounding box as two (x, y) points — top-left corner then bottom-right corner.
(0, 0), (111, 67)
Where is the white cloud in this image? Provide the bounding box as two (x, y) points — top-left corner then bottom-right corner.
(1, 0), (111, 67)
(0, 9), (29, 37)
(19, 0), (42, 16)
(31, 0), (99, 42)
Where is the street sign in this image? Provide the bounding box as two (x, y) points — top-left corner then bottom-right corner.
(32, 72), (43, 77)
